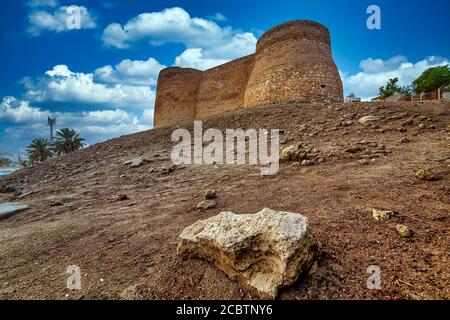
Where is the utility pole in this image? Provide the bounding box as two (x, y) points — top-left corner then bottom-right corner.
(48, 117), (56, 141)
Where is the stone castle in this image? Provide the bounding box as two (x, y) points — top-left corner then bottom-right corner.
(154, 20), (343, 127)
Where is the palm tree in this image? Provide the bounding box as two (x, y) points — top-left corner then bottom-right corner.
(27, 138), (53, 165)
(52, 128), (85, 155)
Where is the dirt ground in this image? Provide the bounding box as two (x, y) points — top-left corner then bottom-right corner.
(0, 101), (449, 300)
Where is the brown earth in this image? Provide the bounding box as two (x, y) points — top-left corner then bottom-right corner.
(0, 101), (449, 300)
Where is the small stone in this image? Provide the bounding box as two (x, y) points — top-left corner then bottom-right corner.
(49, 200), (63, 207)
(196, 200), (216, 210)
(345, 145), (364, 153)
(418, 123), (425, 129)
(372, 209), (393, 221)
(400, 137), (410, 143)
(301, 160), (314, 166)
(204, 190), (217, 200)
(396, 224), (413, 238)
(281, 143), (307, 162)
(341, 120), (353, 127)
(116, 194), (129, 201)
(358, 159), (370, 165)
(358, 116), (381, 125)
(415, 168), (441, 181)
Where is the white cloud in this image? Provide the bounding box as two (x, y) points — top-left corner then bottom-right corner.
(27, 5), (96, 36)
(27, 0), (58, 8)
(23, 64), (156, 109)
(175, 49), (228, 70)
(102, 7), (231, 49)
(175, 32), (257, 70)
(94, 57), (165, 86)
(101, 7), (257, 70)
(341, 55), (449, 100)
(207, 13), (227, 22)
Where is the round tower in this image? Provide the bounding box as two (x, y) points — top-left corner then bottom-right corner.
(244, 20), (343, 107)
(153, 67), (202, 128)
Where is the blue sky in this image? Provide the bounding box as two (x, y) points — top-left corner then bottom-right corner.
(1, 0), (449, 156)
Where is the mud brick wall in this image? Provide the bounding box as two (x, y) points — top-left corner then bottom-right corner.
(154, 20), (343, 128)
(153, 67), (202, 127)
(244, 20), (343, 107)
(196, 55), (255, 118)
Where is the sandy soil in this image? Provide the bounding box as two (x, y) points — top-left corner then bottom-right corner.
(0, 101), (449, 300)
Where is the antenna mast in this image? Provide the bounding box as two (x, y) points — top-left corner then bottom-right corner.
(48, 116), (56, 141)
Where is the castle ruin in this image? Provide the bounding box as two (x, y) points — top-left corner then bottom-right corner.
(154, 20), (343, 127)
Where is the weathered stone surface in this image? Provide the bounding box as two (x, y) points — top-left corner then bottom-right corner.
(396, 224), (413, 238)
(196, 200), (217, 210)
(177, 208), (320, 299)
(0, 202), (29, 220)
(280, 143), (307, 162)
(358, 116), (381, 125)
(204, 190), (217, 200)
(372, 209), (393, 221)
(415, 168), (442, 181)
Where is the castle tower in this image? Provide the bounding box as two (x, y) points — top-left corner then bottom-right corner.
(244, 20), (343, 107)
(153, 67), (202, 127)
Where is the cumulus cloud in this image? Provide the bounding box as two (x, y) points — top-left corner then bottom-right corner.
(341, 55), (450, 100)
(174, 32), (256, 70)
(101, 7), (257, 70)
(27, 0), (58, 8)
(27, 5), (96, 36)
(207, 13), (228, 22)
(94, 57), (165, 86)
(175, 49), (228, 70)
(23, 64), (156, 109)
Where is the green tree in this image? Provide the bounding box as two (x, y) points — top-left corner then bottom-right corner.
(27, 138), (52, 165)
(378, 78), (411, 98)
(412, 65), (450, 94)
(52, 128), (85, 155)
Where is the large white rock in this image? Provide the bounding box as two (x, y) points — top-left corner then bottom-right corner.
(177, 208), (320, 299)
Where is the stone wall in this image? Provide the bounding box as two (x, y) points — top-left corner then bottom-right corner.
(197, 55), (255, 118)
(154, 20), (343, 128)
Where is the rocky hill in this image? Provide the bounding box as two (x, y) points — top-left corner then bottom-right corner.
(0, 101), (449, 299)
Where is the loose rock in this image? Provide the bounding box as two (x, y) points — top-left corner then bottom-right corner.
(396, 224), (413, 238)
(372, 209), (393, 221)
(204, 190), (217, 200)
(358, 116), (381, 125)
(177, 208), (320, 299)
(280, 143), (307, 162)
(415, 168), (442, 181)
(196, 200), (217, 210)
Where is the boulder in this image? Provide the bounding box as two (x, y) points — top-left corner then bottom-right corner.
(177, 208), (320, 299)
